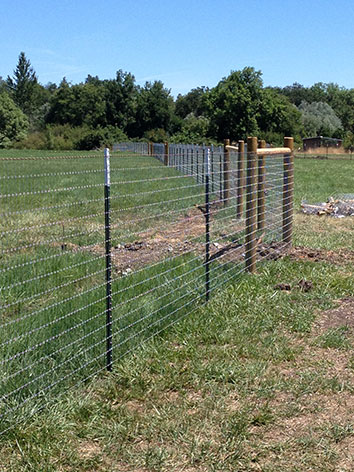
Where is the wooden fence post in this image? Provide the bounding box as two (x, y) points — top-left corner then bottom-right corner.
(245, 137), (258, 273)
(223, 139), (230, 206)
(257, 139), (266, 232)
(283, 137), (294, 246)
(164, 142), (169, 166)
(236, 140), (245, 218)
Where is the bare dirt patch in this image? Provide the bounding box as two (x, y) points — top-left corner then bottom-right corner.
(62, 208), (287, 275)
(77, 440), (101, 459)
(260, 392), (354, 442)
(290, 246), (354, 265)
(315, 298), (354, 331)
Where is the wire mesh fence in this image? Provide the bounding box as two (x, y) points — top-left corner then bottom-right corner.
(0, 138), (293, 433)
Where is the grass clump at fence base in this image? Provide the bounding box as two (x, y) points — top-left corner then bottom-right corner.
(0, 254), (353, 471)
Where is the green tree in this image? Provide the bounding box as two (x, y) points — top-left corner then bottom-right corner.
(171, 113), (210, 143)
(0, 91), (28, 147)
(175, 86), (208, 118)
(0, 76), (6, 93)
(47, 79), (106, 127)
(298, 101), (342, 137)
(259, 89), (303, 138)
(274, 82), (312, 107)
(130, 81), (174, 137)
(343, 131), (354, 151)
(46, 78), (75, 124)
(104, 70), (137, 131)
(6, 52), (39, 116)
(204, 67), (263, 141)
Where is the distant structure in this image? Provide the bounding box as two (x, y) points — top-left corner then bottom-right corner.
(302, 136), (342, 151)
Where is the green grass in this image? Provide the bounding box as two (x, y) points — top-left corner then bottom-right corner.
(293, 158), (354, 250)
(294, 158), (354, 206)
(0, 257), (353, 471)
(0, 149), (248, 433)
(0, 151), (353, 470)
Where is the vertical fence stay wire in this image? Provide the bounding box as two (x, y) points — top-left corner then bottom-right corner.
(0, 140), (293, 433)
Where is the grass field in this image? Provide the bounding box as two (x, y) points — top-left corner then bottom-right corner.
(1, 148), (269, 435)
(0, 152), (353, 471)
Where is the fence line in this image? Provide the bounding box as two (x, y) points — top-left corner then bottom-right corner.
(0, 137), (293, 434)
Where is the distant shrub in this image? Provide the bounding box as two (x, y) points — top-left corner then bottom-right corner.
(143, 128), (169, 143)
(13, 131), (47, 149)
(0, 92), (28, 148)
(14, 124), (128, 150)
(75, 126), (128, 150)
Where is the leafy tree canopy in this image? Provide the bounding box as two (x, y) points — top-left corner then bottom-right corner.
(175, 86), (209, 119)
(204, 67), (264, 141)
(129, 81), (174, 137)
(298, 101), (342, 137)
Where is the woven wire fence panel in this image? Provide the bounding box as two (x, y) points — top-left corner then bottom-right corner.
(0, 145), (287, 433)
(264, 156), (284, 241)
(113, 142), (148, 154)
(152, 143), (165, 163)
(168, 144), (225, 199)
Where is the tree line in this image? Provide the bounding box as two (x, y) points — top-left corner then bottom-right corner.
(1, 52), (353, 150)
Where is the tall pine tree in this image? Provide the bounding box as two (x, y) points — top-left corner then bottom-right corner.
(7, 52), (38, 116)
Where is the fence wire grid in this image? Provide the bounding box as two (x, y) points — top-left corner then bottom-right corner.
(0, 141), (293, 433)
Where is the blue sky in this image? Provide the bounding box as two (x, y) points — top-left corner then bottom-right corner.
(1, 0), (354, 96)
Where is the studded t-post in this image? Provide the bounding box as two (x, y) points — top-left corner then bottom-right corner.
(257, 139), (266, 232)
(283, 137), (294, 246)
(223, 139), (230, 206)
(236, 140), (245, 219)
(245, 137), (258, 273)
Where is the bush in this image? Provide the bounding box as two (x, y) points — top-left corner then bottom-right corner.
(13, 131), (47, 149)
(75, 126), (128, 150)
(0, 91), (28, 148)
(14, 124), (128, 150)
(143, 128), (169, 143)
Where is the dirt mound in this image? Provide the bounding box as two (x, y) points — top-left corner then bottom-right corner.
(316, 298), (354, 331)
(290, 246), (354, 265)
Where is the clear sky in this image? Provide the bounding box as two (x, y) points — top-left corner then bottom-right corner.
(1, 0), (354, 96)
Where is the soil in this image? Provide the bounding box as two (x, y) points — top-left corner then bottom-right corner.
(315, 297), (354, 331)
(290, 246), (354, 266)
(65, 208), (289, 275)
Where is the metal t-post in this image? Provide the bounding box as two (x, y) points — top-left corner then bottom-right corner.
(104, 148), (113, 371)
(205, 147), (211, 302)
(245, 137), (258, 273)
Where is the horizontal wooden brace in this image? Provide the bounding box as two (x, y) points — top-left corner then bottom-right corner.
(225, 145), (292, 155)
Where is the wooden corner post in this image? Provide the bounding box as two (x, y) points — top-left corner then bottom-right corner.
(236, 140), (245, 219)
(223, 139), (230, 206)
(164, 142), (169, 166)
(245, 137), (258, 273)
(283, 137), (294, 246)
(257, 140), (266, 232)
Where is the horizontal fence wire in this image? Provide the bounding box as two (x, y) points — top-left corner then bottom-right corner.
(0, 142), (292, 433)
